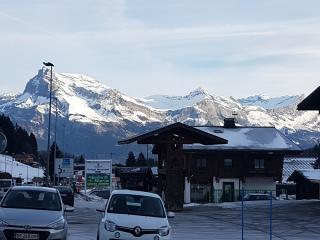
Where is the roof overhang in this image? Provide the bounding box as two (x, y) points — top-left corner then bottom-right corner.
(297, 86), (320, 112)
(118, 122), (228, 145)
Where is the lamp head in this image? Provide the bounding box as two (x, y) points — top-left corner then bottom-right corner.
(43, 62), (54, 67)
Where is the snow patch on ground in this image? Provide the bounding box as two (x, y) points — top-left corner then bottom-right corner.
(0, 154), (43, 181)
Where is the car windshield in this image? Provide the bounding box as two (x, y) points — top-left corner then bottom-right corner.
(107, 194), (165, 218)
(1, 190), (62, 211)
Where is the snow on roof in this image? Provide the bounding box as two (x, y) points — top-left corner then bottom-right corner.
(183, 126), (301, 151)
(299, 169), (320, 182)
(283, 157), (316, 182)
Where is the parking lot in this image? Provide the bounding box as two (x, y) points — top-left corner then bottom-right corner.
(67, 197), (320, 240)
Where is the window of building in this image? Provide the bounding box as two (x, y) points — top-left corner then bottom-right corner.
(255, 159), (265, 169)
(224, 159), (233, 167)
(196, 158), (207, 168)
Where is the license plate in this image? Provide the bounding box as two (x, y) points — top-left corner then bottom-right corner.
(14, 233), (39, 240)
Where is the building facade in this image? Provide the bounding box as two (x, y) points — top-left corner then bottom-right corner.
(119, 119), (301, 210)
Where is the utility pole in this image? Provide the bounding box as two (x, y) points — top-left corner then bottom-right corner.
(43, 62), (54, 185)
(53, 97), (58, 186)
(4, 151), (8, 173)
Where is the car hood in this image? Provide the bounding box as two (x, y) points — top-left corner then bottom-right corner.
(0, 208), (63, 227)
(106, 213), (169, 229)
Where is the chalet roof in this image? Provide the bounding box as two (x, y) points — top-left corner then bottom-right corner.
(288, 169), (320, 182)
(183, 126), (301, 152)
(118, 122), (228, 145)
(297, 86), (320, 111)
(282, 157), (316, 182)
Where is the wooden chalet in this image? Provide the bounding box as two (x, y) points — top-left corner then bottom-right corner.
(115, 167), (155, 192)
(119, 119), (301, 210)
(288, 170), (320, 199)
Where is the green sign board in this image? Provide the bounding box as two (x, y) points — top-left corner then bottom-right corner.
(86, 173), (110, 188)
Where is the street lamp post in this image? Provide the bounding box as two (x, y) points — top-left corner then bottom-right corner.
(43, 61), (54, 185)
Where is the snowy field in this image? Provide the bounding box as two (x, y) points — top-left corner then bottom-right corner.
(0, 154), (43, 182)
(67, 197), (320, 240)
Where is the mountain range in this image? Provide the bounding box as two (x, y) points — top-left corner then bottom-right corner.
(0, 68), (319, 161)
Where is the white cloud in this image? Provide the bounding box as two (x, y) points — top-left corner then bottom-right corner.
(0, 1), (319, 98)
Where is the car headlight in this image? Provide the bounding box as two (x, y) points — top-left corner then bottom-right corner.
(47, 218), (65, 230)
(104, 220), (117, 232)
(158, 226), (170, 236)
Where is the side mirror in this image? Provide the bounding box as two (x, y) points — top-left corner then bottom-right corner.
(64, 205), (74, 212)
(167, 211), (175, 218)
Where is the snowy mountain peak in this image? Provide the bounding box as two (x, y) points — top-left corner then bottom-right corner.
(0, 68), (318, 156)
(188, 87), (208, 97)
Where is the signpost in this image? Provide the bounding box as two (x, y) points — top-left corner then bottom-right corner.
(85, 159), (112, 193)
(54, 158), (74, 184)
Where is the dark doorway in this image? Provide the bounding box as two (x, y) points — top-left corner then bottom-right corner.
(223, 182), (234, 202)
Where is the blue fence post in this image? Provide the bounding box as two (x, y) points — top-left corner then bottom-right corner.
(241, 189), (244, 240)
(270, 191), (272, 240)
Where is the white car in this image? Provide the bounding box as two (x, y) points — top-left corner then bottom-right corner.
(97, 189), (174, 240)
(0, 186), (71, 240)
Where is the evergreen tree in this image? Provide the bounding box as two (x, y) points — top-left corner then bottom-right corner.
(29, 133), (38, 157)
(75, 155), (85, 164)
(126, 151), (136, 166)
(0, 114), (38, 157)
(136, 152), (147, 166)
(48, 142), (64, 179)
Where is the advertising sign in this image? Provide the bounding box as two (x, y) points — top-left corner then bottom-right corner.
(86, 173), (111, 188)
(55, 158), (74, 178)
(85, 160), (112, 190)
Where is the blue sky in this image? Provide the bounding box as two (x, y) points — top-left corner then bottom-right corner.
(0, 0), (319, 98)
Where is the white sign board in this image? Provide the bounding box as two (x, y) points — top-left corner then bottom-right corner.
(85, 160), (112, 190)
(86, 160), (112, 174)
(55, 158), (74, 178)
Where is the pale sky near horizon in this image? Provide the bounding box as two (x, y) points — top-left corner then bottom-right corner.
(0, 0), (319, 98)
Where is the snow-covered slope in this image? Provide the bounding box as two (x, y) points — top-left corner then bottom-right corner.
(140, 88), (209, 110)
(238, 94), (302, 109)
(0, 68), (318, 157)
(0, 154), (43, 182)
(16, 68), (165, 126)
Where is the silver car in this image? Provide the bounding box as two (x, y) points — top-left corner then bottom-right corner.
(0, 186), (70, 240)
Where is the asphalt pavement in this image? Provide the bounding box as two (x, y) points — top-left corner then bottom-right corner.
(67, 196), (320, 240)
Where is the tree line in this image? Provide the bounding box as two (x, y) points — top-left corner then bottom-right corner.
(0, 114), (38, 157)
(125, 151), (157, 167)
